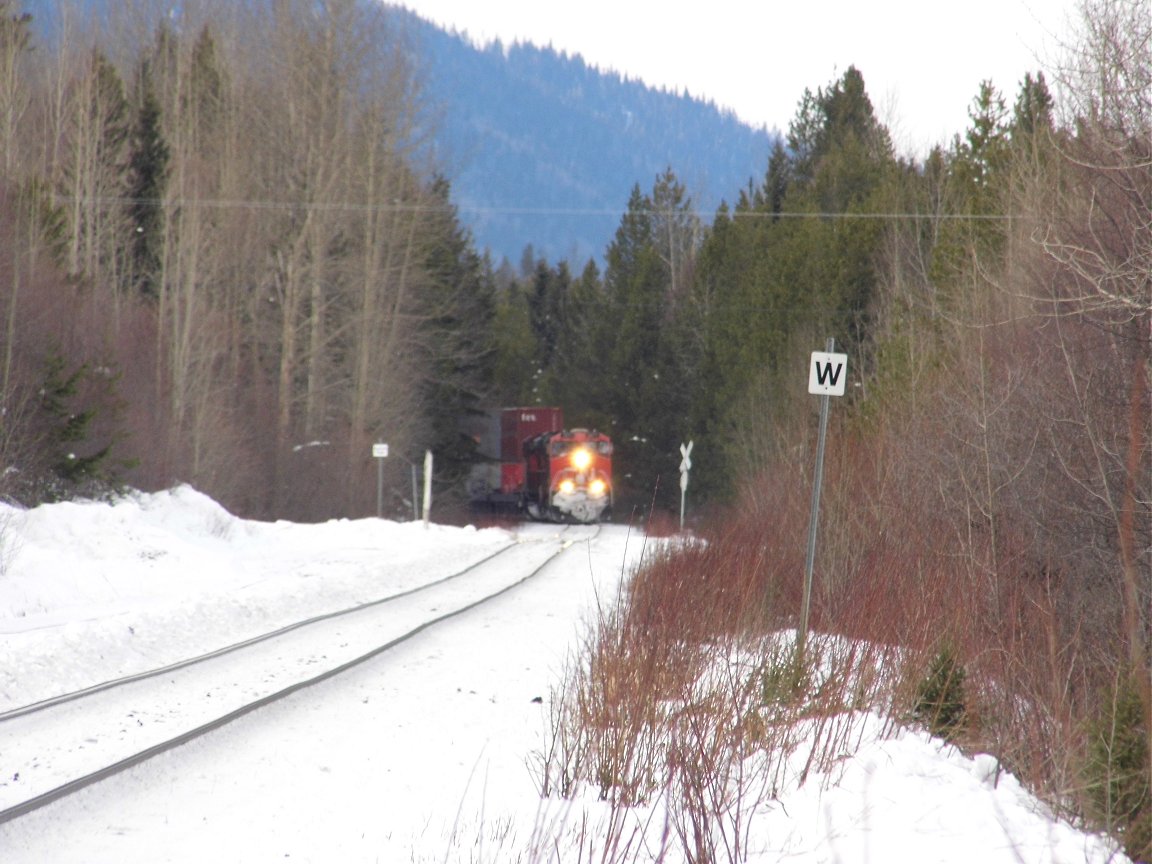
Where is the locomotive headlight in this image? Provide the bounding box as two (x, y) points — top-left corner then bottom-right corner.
(558, 479), (576, 495)
(570, 448), (592, 471)
(589, 478), (607, 497)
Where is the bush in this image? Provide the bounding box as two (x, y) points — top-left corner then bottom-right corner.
(1085, 672), (1151, 862)
(913, 644), (968, 740)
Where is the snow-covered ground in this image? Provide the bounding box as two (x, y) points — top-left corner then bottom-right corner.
(0, 487), (1131, 863)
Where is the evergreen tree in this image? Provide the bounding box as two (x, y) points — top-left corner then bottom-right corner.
(930, 81), (1013, 286)
(1012, 71), (1054, 138)
(418, 176), (497, 492)
(691, 67), (897, 500)
(1009, 72), (1058, 178)
(602, 184), (660, 433)
(526, 256), (569, 378)
(550, 259), (607, 424)
(26, 352), (121, 503)
(17, 176), (69, 268)
(490, 276), (538, 406)
(954, 81), (1010, 202)
(763, 138), (791, 219)
(776, 66), (894, 349)
(598, 171), (701, 512)
(127, 60), (169, 300)
(187, 25), (229, 175)
(491, 254), (606, 423)
(688, 200), (759, 499)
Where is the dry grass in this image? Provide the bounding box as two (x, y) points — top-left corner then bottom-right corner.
(528, 424), (1148, 862)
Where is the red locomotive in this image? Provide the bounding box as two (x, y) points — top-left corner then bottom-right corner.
(467, 407), (613, 523)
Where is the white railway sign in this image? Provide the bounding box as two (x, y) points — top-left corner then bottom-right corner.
(808, 351), (848, 396)
(679, 440), (694, 532)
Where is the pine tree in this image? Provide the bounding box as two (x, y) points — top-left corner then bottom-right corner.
(690, 67), (899, 500)
(1008, 72), (1058, 180)
(930, 80), (1012, 287)
(763, 138), (791, 219)
(187, 25), (229, 181)
(1012, 72), (1053, 138)
(955, 81), (1010, 202)
(490, 275), (538, 406)
(526, 257), (568, 379)
(550, 259), (606, 424)
(29, 352), (119, 502)
(418, 176), (497, 493)
(598, 171), (701, 512)
(602, 184), (660, 430)
(127, 60), (169, 300)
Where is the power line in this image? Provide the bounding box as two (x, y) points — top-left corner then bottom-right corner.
(52, 194), (1022, 222)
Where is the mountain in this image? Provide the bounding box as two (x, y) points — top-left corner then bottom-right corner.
(393, 7), (777, 267)
(23, 0), (776, 268)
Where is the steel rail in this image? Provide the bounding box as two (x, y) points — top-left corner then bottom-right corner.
(0, 540), (524, 723)
(0, 527), (597, 826)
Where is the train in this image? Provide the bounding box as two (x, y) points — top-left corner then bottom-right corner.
(467, 407), (613, 523)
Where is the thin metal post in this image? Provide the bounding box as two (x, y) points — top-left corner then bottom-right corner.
(799, 337), (834, 661)
(376, 454), (384, 519)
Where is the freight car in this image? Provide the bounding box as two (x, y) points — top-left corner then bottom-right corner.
(467, 407), (613, 523)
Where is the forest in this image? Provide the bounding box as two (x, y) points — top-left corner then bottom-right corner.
(0, 0), (1148, 854)
(2, 0), (497, 520)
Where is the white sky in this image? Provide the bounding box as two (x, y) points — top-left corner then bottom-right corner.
(395, 0), (1080, 156)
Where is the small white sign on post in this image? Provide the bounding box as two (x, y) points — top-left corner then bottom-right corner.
(799, 339), (844, 663)
(373, 442), (389, 518)
(808, 351), (849, 396)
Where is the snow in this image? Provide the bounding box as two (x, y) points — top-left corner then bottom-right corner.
(0, 486), (1131, 863)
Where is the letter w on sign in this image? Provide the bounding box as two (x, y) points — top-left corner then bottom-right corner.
(808, 351), (848, 396)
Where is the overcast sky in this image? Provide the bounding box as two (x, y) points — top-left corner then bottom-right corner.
(394, 0), (1080, 157)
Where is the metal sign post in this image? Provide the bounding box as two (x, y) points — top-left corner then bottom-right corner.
(372, 442), (389, 518)
(679, 440), (693, 533)
(798, 339), (847, 661)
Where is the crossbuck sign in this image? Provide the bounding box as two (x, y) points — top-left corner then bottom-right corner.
(808, 351), (849, 396)
(678, 440), (693, 533)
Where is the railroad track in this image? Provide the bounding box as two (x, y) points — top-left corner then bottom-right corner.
(0, 523), (599, 824)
